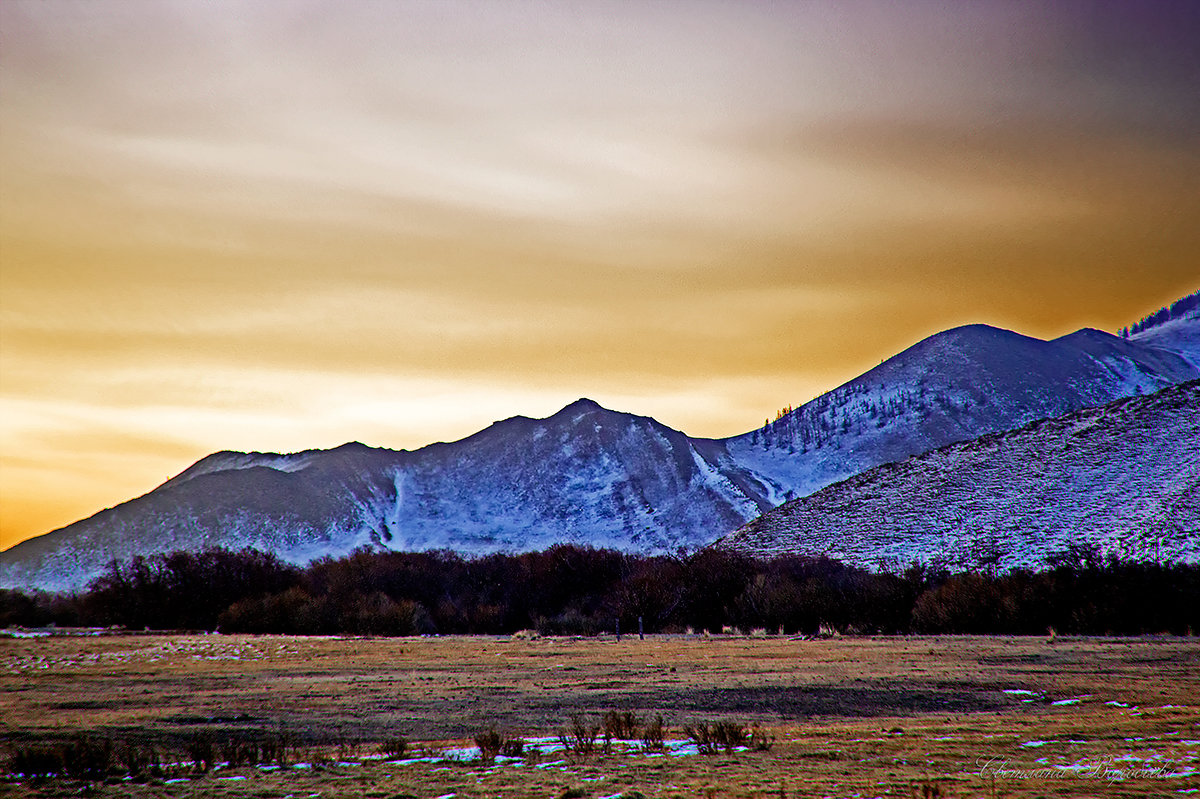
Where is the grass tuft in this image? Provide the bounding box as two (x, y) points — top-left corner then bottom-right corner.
(749, 724), (775, 752)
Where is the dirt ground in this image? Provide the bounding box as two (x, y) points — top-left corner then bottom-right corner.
(1, 632), (1197, 797)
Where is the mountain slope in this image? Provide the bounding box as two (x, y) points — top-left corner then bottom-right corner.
(1127, 290), (1200, 369)
(718, 381), (1200, 569)
(719, 321), (1198, 505)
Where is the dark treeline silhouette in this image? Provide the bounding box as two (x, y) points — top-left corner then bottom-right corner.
(1120, 290), (1198, 337)
(2, 544), (1196, 636)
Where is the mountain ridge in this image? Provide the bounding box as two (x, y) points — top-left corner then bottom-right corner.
(718, 319), (1196, 504)
(3, 297), (1198, 590)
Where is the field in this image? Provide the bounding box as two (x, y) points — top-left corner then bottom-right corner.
(1, 632), (1197, 798)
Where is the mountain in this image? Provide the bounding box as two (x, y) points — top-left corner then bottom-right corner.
(3, 295), (1198, 590)
(717, 315), (1198, 506)
(716, 380), (1200, 570)
(0, 400), (761, 591)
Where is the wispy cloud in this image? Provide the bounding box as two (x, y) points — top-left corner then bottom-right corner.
(2, 0), (1197, 547)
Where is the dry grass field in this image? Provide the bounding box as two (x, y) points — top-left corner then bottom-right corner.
(1, 632), (1197, 798)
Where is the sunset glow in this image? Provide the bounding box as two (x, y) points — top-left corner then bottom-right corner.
(2, 1), (1198, 550)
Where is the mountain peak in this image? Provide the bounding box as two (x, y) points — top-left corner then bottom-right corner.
(559, 397), (604, 414)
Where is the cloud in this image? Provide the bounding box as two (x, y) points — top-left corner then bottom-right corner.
(2, 0), (1198, 548)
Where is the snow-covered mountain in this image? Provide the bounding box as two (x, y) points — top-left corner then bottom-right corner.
(0, 400), (763, 591)
(717, 380), (1200, 570)
(719, 316), (1197, 505)
(3, 295), (1197, 590)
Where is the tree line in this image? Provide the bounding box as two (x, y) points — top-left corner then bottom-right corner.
(1119, 290), (1198, 338)
(1, 544), (1196, 636)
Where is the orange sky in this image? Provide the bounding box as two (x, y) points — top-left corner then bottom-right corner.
(2, 1), (1198, 551)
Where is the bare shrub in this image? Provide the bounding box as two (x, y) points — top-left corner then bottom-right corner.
(9, 742), (65, 779)
(715, 720), (748, 752)
(8, 733), (314, 782)
(685, 723), (720, 755)
(185, 732), (216, 773)
(60, 736), (114, 781)
(558, 715), (601, 758)
(378, 736), (408, 759)
(117, 741), (160, 781)
(220, 736), (257, 767)
(641, 714), (667, 751)
(258, 731), (294, 768)
(603, 709), (640, 740)
(474, 728), (504, 763)
(523, 744), (542, 765)
(686, 720), (748, 755)
(10, 737), (159, 782)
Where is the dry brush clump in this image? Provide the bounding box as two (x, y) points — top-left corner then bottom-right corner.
(558, 715), (603, 759)
(7, 735), (175, 783)
(682, 720), (772, 755)
(602, 709), (641, 740)
(684, 721), (749, 755)
(8, 736), (117, 782)
(473, 728), (503, 763)
(378, 735), (408, 759)
(472, 728), (526, 763)
(185, 730), (295, 772)
(115, 741), (161, 781)
(183, 732), (216, 772)
(8, 744), (65, 781)
(748, 724), (775, 751)
(5, 729), (304, 783)
(641, 714), (667, 751)
(554, 711), (671, 759)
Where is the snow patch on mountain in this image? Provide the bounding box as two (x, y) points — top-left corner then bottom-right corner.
(162, 450), (316, 489)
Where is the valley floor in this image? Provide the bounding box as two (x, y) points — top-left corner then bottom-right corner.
(1, 633), (1197, 797)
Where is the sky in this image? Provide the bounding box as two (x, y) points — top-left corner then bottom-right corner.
(2, 1), (1198, 551)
